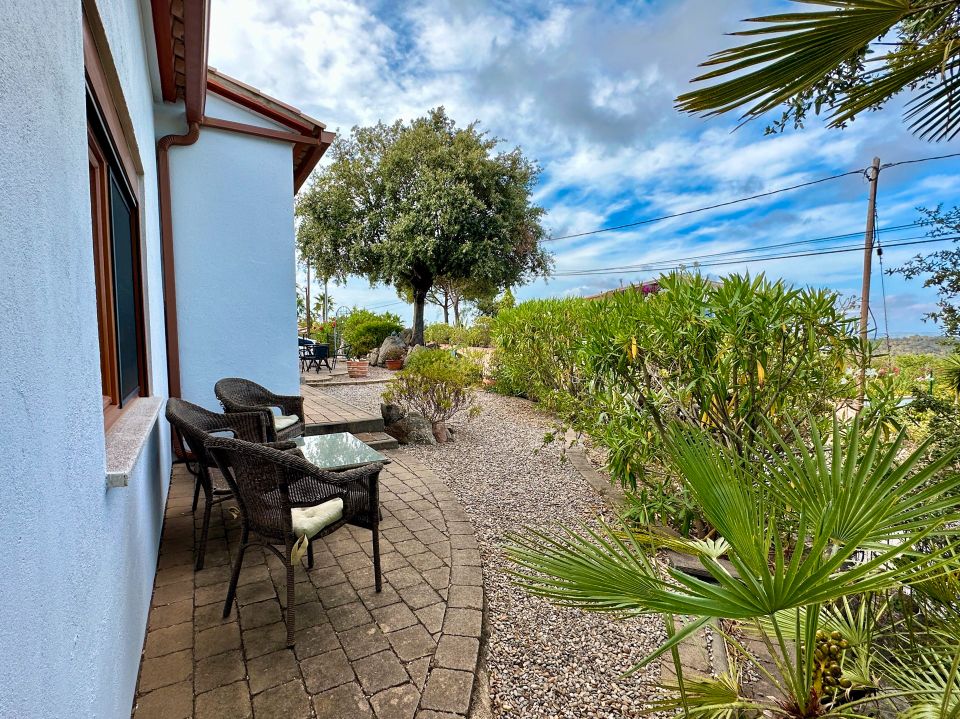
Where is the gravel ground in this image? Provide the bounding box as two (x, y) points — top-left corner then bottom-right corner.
(322, 383), (666, 718)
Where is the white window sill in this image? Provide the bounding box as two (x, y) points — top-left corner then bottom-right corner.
(105, 396), (164, 488)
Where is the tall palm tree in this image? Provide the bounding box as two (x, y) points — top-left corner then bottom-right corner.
(677, 1), (960, 141)
(508, 417), (960, 718)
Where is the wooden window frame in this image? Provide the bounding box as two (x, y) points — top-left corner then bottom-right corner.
(84, 20), (149, 431)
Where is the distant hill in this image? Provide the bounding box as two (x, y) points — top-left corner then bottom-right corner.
(885, 335), (957, 356)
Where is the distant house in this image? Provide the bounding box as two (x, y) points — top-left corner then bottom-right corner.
(0, 2), (333, 716)
(583, 280), (661, 300)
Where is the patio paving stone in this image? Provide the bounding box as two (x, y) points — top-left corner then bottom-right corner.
(133, 440), (484, 718)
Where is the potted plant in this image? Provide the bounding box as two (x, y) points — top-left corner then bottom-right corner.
(382, 345), (406, 371)
(346, 357), (368, 378)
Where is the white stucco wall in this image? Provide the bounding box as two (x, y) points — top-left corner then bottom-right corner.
(167, 93), (300, 409)
(0, 2), (171, 717)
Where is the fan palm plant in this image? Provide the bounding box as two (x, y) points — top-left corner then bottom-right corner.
(942, 353), (960, 400)
(677, 0), (960, 140)
(508, 416), (960, 718)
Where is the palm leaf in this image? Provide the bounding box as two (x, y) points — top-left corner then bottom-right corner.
(676, 0), (960, 137)
(508, 420), (960, 623)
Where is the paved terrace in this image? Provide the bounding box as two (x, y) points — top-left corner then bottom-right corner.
(132, 450), (484, 718)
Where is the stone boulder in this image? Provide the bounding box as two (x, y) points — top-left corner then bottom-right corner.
(381, 402), (404, 425)
(400, 328), (414, 346)
(384, 411), (436, 445)
(377, 334), (406, 366)
(403, 344), (425, 367)
(368, 348), (379, 366)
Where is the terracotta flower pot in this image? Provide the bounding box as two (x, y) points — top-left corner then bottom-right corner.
(385, 359), (404, 371)
(347, 360), (369, 378)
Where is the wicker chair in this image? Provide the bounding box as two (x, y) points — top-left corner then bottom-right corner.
(214, 377), (305, 442)
(165, 398), (271, 570)
(205, 436), (384, 646)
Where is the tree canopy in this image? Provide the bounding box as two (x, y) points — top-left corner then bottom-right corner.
(677, 0), (960, 140)
(297, 107), (551, 344)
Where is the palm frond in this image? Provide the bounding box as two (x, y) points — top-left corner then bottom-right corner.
(677, 0), (916, 120)
(875, 642), (960, 719)
(676, 0), (960, 138)
(941, 354), (960, 399)
(644, 671), (760, 719)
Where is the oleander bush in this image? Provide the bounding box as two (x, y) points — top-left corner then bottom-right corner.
(490, 297), (592, 417)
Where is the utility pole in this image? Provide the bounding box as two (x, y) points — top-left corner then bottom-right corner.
(305, 259), (312, 336)
(858, 156), (881, 405)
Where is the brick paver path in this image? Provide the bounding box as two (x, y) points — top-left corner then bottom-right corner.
(132, 452), (484, 719)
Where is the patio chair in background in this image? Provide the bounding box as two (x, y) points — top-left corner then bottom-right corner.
(165, 398), (269, 570)
(205, 436), (384, 645)
(305, 342), (333, 373)
(215, 377), (305, 441)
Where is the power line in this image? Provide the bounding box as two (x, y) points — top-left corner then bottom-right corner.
(541, 169), (866, 243)
(553, 222), (923, 275)
(542, 151), (960, 245)
(556, 233), (933, 276)
(555, 236), (957, 278)
(882, 151), (960, 170)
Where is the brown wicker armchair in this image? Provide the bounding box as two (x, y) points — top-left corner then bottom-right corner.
(214, 378), (305, 441)
(205, 436), (383, 646)
(165, 398), (273, 570)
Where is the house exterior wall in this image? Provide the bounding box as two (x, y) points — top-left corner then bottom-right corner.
(167, 93), (300, 409)
(0, 2), (171, 717)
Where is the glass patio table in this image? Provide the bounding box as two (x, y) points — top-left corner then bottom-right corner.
(292, 432), (390, 471)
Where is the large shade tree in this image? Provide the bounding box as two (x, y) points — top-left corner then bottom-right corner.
(297, 107), (551, 345)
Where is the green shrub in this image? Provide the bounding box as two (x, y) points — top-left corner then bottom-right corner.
(424, 320), (493, 348)
(341, 309), (403, 357)
(490, 297), (591, 415)
(404, 348), (482, 384)
(583, 272), (858, 495)
(382, 349), (480, 441)
(424, 323), (455, 345)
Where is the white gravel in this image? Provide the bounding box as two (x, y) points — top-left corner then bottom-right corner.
(322, 383), (666, 718)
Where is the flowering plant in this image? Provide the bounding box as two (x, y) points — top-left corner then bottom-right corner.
(310, 319), (337, 345)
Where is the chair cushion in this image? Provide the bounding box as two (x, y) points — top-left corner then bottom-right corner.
(291, 498), (344, 538)
(274, 414), (300, 431)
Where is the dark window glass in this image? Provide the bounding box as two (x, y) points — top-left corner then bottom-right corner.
(109, 172), (141, 404)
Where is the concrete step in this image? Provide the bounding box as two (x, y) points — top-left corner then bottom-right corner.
(353, 431), (399, 451)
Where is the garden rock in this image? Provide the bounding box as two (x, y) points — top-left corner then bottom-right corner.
(381, 402), (404, 425)
(404, 344), (424, 367)
(368, 348), (379, 366)
(377, 335), (406, 367)
(384, 411), (436, 445)
(400, 328), (414, 345)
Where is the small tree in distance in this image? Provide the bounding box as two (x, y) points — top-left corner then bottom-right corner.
(297, 107), (551, 345)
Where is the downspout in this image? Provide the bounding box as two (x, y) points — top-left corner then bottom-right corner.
(157, 121), (201, 400)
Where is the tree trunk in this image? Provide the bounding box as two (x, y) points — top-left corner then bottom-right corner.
(442, 296), (449, 325)
(452, 299), (461, 327)
(412, 286), (427, 345)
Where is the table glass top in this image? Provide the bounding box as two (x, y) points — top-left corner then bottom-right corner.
(293, 433), (389, 471)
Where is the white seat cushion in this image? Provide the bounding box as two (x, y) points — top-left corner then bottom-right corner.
(274, 414), (300, 431)
(291, 498), (344, 538)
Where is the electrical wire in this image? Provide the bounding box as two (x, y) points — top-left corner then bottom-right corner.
(541, 151), (960, 245)
(541, 169), (867, 243)
(553, 222), (923, 275)
(553, 235), (957, 277)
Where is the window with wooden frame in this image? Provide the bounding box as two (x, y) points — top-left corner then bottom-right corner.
(87, 89), (148, 430)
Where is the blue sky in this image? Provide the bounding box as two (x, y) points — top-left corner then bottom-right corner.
(209, 0), (960, 336)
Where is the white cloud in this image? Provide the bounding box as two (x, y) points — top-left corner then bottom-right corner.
(211, 0), (960, 335)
